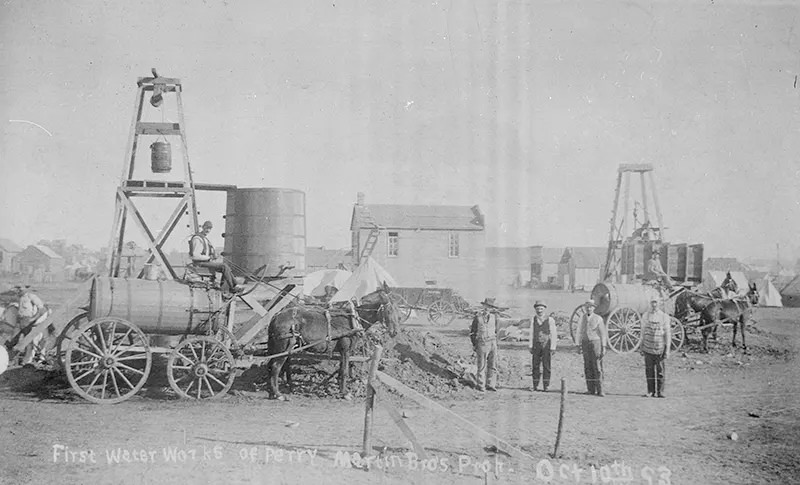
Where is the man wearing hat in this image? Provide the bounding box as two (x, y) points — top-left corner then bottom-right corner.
(721, 271), (738, 299)
(190, 221), (240, 293)
(470, 297), (500, 392)
(577, 299), (608, 396)
(646, 249), (674, 291)
(640, 296), (671, 398)
(528, 300), (557, 391)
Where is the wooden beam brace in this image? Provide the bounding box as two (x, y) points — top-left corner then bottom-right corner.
(374, 371), (537, 463)
(136, 122), (181, 136)
(119, 191), (177, 280)
(234, 285), (299, 344)
(138, 196), (190, 276)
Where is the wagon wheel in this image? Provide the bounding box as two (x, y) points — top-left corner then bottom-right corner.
(606, 308), (642, 354)
(167, 336), (235, 399)
(388, 293), (412, 323)
(670, 317), (685, 352)
(55, 312), (89, 371)
(428, 300), (456, 326)
(569, 305), (586, 345)
(64, 317), (152, 404)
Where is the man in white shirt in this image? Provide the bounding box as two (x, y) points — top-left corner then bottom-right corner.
(190, 221), (240, 293)
(577, 300), (608, 397)
(528, 300), (557, 392)
(640, 297), (671, 398)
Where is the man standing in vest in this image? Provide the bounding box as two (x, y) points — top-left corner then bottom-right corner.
(640, 297), (671, 398)
(528, 300), (557, 392)
(190, 221), (241, 293)
(577, 300), (608, 396)
(470, 297), (500, 392)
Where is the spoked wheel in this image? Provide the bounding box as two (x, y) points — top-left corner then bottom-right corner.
(55, 312), (89, 371)
(569, 305), (586, 345)
(428, 300), (456, 326)
(607, 308), (642, 354)
(670, 317), (685, 352)
(388, 293), (412, 323)
(64, 317), (152, 404)
(167, 336), (235, 399)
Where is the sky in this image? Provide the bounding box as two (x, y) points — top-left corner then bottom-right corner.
(1, 0), (799, 261)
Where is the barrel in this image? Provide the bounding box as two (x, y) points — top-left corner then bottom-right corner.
(223, 188), (306, 273)
(150, 141), (172, 173)
(89, 277), (224, 335)
(590, 282), (660, 317)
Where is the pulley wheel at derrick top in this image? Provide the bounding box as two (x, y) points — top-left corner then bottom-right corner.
(150, 140), (172, 173)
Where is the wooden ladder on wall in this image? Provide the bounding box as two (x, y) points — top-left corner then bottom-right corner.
(358, 208), (383, 265)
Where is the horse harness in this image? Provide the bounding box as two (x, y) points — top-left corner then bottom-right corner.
(278, 301), (368, 355)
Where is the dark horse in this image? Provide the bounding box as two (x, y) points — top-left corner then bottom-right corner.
(675, 283), (759, 353)
(265, 284), (400, 400)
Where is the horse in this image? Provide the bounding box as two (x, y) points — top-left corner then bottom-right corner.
(264, 283), (400, 400)
(675, 284), (759, 353)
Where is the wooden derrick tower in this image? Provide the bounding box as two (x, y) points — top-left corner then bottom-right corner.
(602, 164), (665, 282)
(106, 71), (199, 280)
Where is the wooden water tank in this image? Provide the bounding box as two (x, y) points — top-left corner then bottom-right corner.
(90, 277), (223, 335)
(223, 188), (306, 273)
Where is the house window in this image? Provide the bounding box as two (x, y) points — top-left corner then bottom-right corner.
(448, 232), (460, 258)
(388, 232), (399, 257)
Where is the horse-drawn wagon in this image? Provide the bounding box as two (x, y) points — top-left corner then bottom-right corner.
(388, 287), (471, 326)
(568, 281), (760, 354)
(568, 282), (686, 354)
(6, 274), (399, 404)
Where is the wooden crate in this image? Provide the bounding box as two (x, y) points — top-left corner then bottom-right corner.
(687, 244), (704, 282)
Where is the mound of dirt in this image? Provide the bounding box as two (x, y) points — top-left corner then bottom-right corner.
(379, 328), (471, 398)
(237, 327), (476, 400)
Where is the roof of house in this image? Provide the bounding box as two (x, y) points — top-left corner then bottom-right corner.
(0, 238), (23, 253)
(351, 204), (485, 231)
(22, 244), (65, 259)
(704, 258), (750, 273)
(562, 247), (606, 268)
(780, 275), (800, 296)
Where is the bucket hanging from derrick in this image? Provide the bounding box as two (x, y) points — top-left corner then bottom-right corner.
(150, 139), (172, 173)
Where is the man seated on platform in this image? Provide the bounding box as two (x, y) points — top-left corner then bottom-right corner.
(189, 221), (241, 293)
(646, 250), (674, 293)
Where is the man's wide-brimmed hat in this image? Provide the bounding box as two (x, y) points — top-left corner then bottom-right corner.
(585, 300), (597, 308)
(480, 297), (497, 308)
(534, 300), (547, 308)
(650, 296), (660, 303)
(202, 220), (213, 229)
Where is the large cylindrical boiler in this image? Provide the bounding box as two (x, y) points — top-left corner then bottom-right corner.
(89, 277), (224, 335)
(223, 188), (306, 273)
(590, 282), (661, 317)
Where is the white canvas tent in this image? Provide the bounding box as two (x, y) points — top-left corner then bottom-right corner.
(756, 276), (783, 307)
(699, 270), (749, 295)
(330, 257), (397, 303)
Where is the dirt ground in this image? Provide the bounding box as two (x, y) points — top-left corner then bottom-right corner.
(1, 283), (799, 484)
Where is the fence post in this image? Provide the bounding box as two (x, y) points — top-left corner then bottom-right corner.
(552, 377), (567, 458)
(362, 344), (383, 457)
